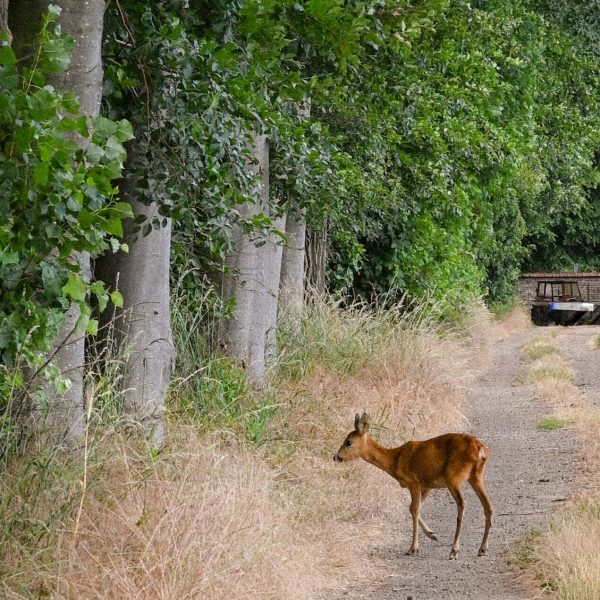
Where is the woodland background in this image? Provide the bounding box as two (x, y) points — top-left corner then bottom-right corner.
(1, 1), (600, 597)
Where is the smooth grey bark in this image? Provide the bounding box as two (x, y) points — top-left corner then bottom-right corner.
(10, 0), (105, 442)
(1, 0), (11, 43)
(278, 99), (309, 320)
(251, 209), (285, 380)
(279, 209), (306, 321)
(95, 146), (175, 447)
(219, 199), (262, 372)
(219, 134), (284, 387)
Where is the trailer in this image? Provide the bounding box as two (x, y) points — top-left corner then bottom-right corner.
(529, 280), (598, 326)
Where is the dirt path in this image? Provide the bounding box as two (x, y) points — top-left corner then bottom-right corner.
(326, 326), (586, 600)
(558, 325), (600, 409)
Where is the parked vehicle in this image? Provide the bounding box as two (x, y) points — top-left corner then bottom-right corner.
(530, 280), (596, 325)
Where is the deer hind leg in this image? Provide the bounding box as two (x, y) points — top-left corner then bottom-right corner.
(418, 488), (438, 541)
(469, 471), (493, 556)
(448, 484), (465, 560)
(406, 486), (421, 555)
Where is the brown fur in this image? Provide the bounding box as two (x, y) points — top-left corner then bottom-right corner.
(334, 413), (493, 559)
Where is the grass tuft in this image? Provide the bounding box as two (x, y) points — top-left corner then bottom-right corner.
(537, 416), (574, 430)
(532, 501), (600, 600)
(519, 354), (574, 385)
(512, 528), (542, 569)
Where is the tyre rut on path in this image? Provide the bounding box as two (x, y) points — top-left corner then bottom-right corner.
(326, 327), (579, 600)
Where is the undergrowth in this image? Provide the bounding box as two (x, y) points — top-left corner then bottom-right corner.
(0, 294), (492, 599)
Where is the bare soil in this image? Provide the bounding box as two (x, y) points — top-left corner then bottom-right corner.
(324, 325), (597, 600)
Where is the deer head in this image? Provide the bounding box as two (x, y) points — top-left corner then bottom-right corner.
(333, 413), (370, 462)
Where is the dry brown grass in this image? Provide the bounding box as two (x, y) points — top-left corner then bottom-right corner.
(1, 299), (493, 599)
(493, 303), (531, 339)
(59, 436), (321, 600)
(519, 334), (574, 385)
(518, 332), (600, 600)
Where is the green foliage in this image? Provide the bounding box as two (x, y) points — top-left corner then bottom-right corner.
(176, 356), (249, 423)
(101, 1), (440, 297)
(0, 10), (131, 432)
(326, 0), (600, 304)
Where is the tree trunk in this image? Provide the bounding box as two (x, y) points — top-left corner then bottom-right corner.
(254, 210), (285, 378)
(279, 209), (306, 321)
(9, 0), (105, 442)
(305, 222), (328, 295)
(1, 0), (11, 43)
(95, 145), (175, 447)
(219, 134), (284, 387)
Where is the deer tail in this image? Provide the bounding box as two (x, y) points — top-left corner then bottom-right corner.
(478, 442), (489, 463)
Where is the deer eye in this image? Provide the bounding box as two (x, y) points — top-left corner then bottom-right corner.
(344, 439), (352, 447)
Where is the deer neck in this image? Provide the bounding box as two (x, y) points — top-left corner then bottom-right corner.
(363, 436), (397, 477)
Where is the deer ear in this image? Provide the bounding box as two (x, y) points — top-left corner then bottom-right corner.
(356, 412), (369, 434)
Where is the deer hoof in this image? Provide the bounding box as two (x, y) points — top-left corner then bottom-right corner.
(429, 533), (439, 542)
(478, 548), (487, 557)
(405, 547), (418, 556)
(449, 549), (459, 560)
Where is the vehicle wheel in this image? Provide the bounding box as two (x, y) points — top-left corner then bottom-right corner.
(531, 306), (548, 326)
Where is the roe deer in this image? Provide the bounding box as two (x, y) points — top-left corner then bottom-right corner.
(334, 413), (493, 559)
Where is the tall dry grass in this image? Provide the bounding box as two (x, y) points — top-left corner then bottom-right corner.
(519, 331), (600, 600)
(1, 296), (493, 599)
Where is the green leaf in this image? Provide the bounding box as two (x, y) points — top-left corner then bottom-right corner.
(104, 135), (125, 161)
(86, 319), (99, 336)
(74, 311), (89, 335)
(0, 63), (18, 90)
(110, 290), (124, 308)
(86, 142), (104, 163)
(115, 119), (134, 142)
(62, 275), (87, 302)
(33, 162), (49, 186)
(111, 202), (133, 218)
(0, 252), (19, 266)
(102, 216), (123, 237)
(92, 116), (119, 141)
(76, 115), (90, 138)
(41, 261), (63, 297)
(41, 34), (73, 73)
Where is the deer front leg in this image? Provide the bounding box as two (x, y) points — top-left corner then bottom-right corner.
(406, 487), (421, 555)
(448, 485), (465, 560)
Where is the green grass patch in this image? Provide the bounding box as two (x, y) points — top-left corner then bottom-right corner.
(489, 296), (526, 320)
(513, 528), (542, 569)
(276, 295), (399, 379)
(537, 416), (574, 430)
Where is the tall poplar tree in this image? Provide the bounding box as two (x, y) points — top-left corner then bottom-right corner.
(9, 0), (106, 441)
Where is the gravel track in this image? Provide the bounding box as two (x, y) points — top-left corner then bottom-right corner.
(326, 326), (586, 600)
